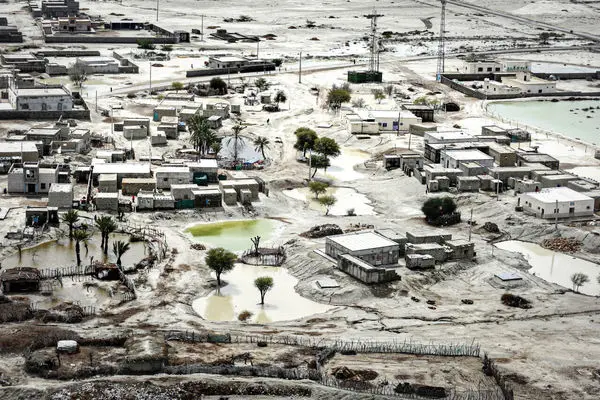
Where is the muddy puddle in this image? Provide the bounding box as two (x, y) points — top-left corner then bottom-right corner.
(495, 240), (600, 296)
(283, 187), (375, 216)
(325, 149), (370, 182)
(191, 264), (333, 323)
(2, 233), (147, 269)
(185, 219), (283, 252)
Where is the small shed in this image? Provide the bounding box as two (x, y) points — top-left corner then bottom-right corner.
(222, 188), (237, 205)
(26, 206), (59, 226)
(48, 183), (73, 208)
(1, 267), (41, 293)
(405, 254), (435, 270)
(94, 192), (119, 212)
(192, 188), (222, 208)
(207, 115), (222, 129)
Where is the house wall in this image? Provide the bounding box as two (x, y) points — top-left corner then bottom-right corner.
(7, 171), (24, 193)
(519, 194), (594, 218)
(48, 188), (73, 208)
(155, 171), (191, 189)
(9, 91), (73, 112)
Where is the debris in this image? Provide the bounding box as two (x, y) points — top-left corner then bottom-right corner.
(483, 222), (500, 233)
(190, 243), (207, 251)
(300, 224), (343, 238)
(411, 296), (420, 302)
(461, 299), (474, 305)
(501, 293), (532, 309)
(57, 340), (79, 354)
(541, 237), (582, 253)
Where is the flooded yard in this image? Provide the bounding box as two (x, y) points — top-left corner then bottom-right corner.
(2, 233), (147, 270)
(495, 240), (600, 296)
(283, 187), (375, 216)
(191, 264), (332, 323)
(325, 148), (370, 182)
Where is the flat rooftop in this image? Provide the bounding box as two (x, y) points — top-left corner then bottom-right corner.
(328, 231), (398, 252)
(523, 187), (593, 202)
(426, 130), (474, 141)
(92, 163), (151, 175)
(187, 159), (218, 169)
(517, 153), (558, 162)
(48, 183), (72, 192)
(0, 141), (39, 153)
(443, 149), (493, 161)
(14, 87), (70, 97)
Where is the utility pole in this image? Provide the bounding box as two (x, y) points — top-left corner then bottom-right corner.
(407, 129), (412, 150)
(468, 208), (473, 242)
(149, 60), (152, 91)
(298, 51), (302, 84)
(156, 0), (159, 21)
(307, 148), (312, 181)
(436, 0), (447, 82)
(496, 172), (500, 201)
(201, 14), (204, 41)
(256, 40), (260, 59)
(555, 199), (558, 230)
(95, 90), (97, 113)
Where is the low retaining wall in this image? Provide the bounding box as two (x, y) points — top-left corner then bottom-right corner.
(0, 109), (90, 120)
(35, 50), (101, 57)
(186, 63), (276, 78)
(44, 35), (178, 44)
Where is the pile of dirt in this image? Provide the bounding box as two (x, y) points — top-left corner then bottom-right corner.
(541, 237), (582, 253)
(36, 303), (84, 323)
(395, 382), (447, 398)
(0, 296), (32, 323)
(300, 224), (343, 238)
(190, 243), (206, 251)
(483, 222), (500, 233)
(344, 223), (374, 233)
(331, 366), (378, 381)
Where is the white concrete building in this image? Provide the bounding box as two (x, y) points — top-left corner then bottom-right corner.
(424, 130), (474, 144)
(75, 57), (119, 74)
(501, 72), (556, 94)
(0, 141), (40, 162)
(346, 109), (421, 134)
(7, 162), (58, 194)
(501, 60), (531, 73)
(440, 149), (494, 169)
(482, 79), (521, 95)
(8, 86), (73, 111)
(519, 187), (594, 219)
(155, 166), (191, 189)
(462, 60), (502, 74)
(47, 183), (73, 208)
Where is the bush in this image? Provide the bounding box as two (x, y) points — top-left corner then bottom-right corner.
(127, 93), (136, 99)
(237, 310), (253, 321)
(421, 197), (460, 226)
(501, 293), (532, 309)
(209, 77), (227, 94)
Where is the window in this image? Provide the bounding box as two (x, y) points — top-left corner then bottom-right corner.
(40, 183), (46, 189)
(477, 67), (483, 72)
(487, 67), (492, 72)
(57, 103), (62, 111)
(163, 178), (168, 181)
(41, 103), (47, 111)
(21, 103), (29, 110)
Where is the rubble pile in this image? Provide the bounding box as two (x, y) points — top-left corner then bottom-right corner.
(300, 224), (343, 238)
(541, 237), (582, 253)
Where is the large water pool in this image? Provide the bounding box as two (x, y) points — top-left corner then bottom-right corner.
(495, 240), (600, 296)
(487, 100), (600, 145)
(192, 264), (332, 323)
(185, 219), (283, 252)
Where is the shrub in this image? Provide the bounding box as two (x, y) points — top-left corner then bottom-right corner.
(501, 293), (532, 309)
(238, 310), (253, 322)
(421, 197), (460, 226)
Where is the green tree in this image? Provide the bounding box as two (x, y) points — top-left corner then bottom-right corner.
(293, 127), (318, 157)
(228, 123), (246, 164)
(372, 89), (385, 104)
(205, 247), (237, 287)
(68, 64), (87, 88)
(209, 77), (228, 94)
(326, 88), (351, 111)
(314, 137), (341, 158)
(319, 195), (336, 215)
(253, 136), (270, 160)
(310, 154), (330, 178)
(272, 58), (283, 67)
(72, 229), (90, 266)
(255, 77), (270, 91)
(539, 32), (550, 44)
(61, 210), (79, 239)
(421, 197), (457, 223)
(274, 90), (287, 104)
(171, 81), (184, 92)
(309, 181), (328, 199)
(95, 215), (117, 255)
(188, 114), (216, 156)
(571, 273), (589, 292)
(211, 140), (222, 156)
(112, 240), (131, 267)
(384, 84), (394, 97)
(136, 39), (155, 50)
(254, 276), (274, 305)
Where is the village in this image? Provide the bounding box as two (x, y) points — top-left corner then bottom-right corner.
(0, 0), (600, 399)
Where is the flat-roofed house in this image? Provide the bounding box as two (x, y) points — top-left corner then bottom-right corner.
(518, 187), (594, 219)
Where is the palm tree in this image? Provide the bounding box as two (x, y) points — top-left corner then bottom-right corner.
(211, 141), (222, 157)
(61, 210), (79, 239)
(228, 123), (246, 164)
(253, 136), (270, 160)
(72, 229), (90, 266)
(95, 215), (117, 255)
(112, 240), (131, 267)
(188, 115), (215, 157)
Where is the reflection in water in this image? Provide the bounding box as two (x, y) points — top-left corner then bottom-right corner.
(185, 219), (281, 251)
(192, 264), (332, 323)
(283, 187), (375, 216)
(326, 149), (369, 182)
(495, 240), (600, 295)
(2, 233), (146, 269)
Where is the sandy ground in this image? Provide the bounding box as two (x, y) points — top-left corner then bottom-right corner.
(1, 0), (600, 399)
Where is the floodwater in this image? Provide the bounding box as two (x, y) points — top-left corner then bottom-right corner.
(325, 149), (370, 182)
(219, 136), (263, 162)
(283, 187), (375, 216)
(495, 240), (600, 296)
(185, 219), (282, 252)
(192, 264), (332, 323)
(487, 100), (600, 145)
(2, 233), (146, 269)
